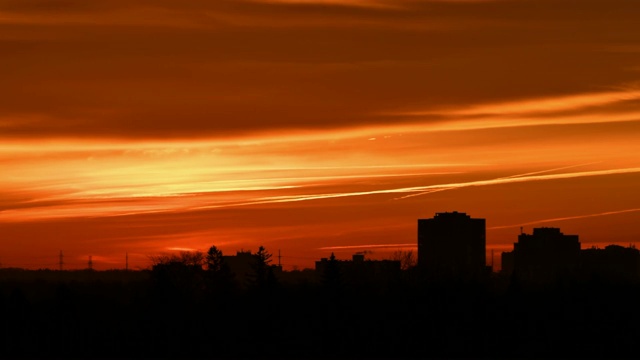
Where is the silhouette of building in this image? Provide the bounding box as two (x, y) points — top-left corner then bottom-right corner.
(417, 211), (486, 280)
(223, 250), (282, 286)
(315, 252), (401, 285)
(501, 227), (580, 283)
(580, 244), (640, 282)
(223, 250), (254, 284)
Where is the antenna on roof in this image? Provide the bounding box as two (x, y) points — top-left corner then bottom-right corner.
(520, 226), (523, 234)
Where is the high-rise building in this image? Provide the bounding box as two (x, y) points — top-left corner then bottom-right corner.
(418, 211), (486, 279)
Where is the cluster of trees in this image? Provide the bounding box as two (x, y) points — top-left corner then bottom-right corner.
(148, 246), (418, 298)
(148, 245), (279, 299)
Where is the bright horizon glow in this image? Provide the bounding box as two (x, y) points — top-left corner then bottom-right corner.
(1, 0), (639, 270)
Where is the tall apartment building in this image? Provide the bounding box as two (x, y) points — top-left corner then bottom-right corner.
(418, 211), (486, 279)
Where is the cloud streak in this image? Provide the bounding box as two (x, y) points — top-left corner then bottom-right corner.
(398, 89), (640, 117)
(488, 208), (640, 230)
(4, 164), (637, 222)
(2, 0), (640, 139)
(250, 167), (640, 205)
(2, 0), (640, 269)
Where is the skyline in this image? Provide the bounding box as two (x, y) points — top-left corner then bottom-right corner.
(0, 212), (635, 272)
(2, 0), (640, 270)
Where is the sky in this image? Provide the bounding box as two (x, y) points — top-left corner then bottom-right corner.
(1, 0), (640, 270)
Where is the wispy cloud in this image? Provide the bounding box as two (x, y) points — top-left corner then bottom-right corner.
(395, 162), (601, 199)
(400, 89), (640, 117)
(488, 208), (640, 230)
(251, 167), (640, 205)
(385, 88), (640, 134)
(2, 0), (640, 270)
(3, 163), (638, 222)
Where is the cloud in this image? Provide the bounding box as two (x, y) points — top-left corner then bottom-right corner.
(250, 167), (640, 205)
(398, 89), (640, 118)
(2, 0), (640, 269)
(1, 0), (639, 139)
(488, 208), (640, 230)
(4, 163), (636, 223)
(384, 88), (640, 134)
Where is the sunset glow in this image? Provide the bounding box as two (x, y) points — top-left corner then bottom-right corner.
(1, 0), (639, 271)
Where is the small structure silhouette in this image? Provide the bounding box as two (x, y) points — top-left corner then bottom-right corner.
(315, 252), (400, 286)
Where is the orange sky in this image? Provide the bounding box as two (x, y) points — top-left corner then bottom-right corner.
(1, 0), (640, 270)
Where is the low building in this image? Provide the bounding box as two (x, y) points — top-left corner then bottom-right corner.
(223, 250), (282, 286)
(315, 252), (401, 286)
(580, 245), (640, 282)
(501, 227), (580, 283)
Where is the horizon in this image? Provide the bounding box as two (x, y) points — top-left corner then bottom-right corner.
(1, 0), (639, 272)
(0, 220), (634, 273)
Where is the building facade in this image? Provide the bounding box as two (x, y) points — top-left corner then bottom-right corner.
(501, 227), (580, 283)
(579, 244), (639, 282)
(315, 252), (401, 286)
(418, 211), (486, 280)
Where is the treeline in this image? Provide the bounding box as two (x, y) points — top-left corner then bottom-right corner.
(1, 246), (640, 358)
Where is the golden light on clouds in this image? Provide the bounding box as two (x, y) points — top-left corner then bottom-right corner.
(1, 0), (639, 270)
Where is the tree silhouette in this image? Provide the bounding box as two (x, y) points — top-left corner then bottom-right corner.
(149, 251), (205, 270)
(248, 246), (274, 292)
(149, 251), (205, 303)
(205, 245), (234, 293)
(391, 250), (417, 270)
(257, 246), (271, 267)
(205, 246), (224, 272)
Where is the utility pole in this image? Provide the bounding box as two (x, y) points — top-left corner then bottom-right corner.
(59, 250), (64, 271)
(125, 252), (129, 271)
(88, 255), (93, 270)
(278, 249), (282, 267)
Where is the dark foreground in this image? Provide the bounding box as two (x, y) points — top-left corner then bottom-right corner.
(1, 268), (639, 358)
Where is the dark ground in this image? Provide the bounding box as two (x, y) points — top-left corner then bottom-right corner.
(1, 268), (639, 358)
